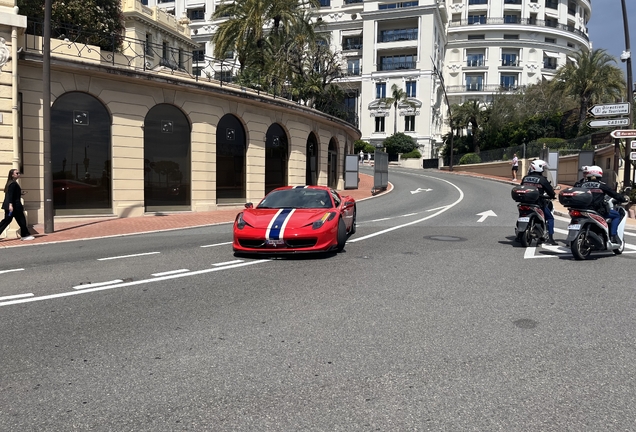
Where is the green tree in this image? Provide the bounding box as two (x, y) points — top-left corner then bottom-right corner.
(382, 132), (417, 157)
(379, 84), (416, 134)
(453, 100), (484, 153)
(552, 48), (625, 134)
(18, 0), (124, 49)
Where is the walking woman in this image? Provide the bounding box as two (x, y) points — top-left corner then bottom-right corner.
(0, 169), (34, 240)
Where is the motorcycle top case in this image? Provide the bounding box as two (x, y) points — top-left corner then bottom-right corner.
(558, 187), (593, 208)
(511, 185), (541, 203)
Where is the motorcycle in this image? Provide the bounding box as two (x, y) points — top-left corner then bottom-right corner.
(559, 187), (631, 260)
(511, 185), (553, 247)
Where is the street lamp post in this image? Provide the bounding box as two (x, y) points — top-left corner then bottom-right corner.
(621, 0), (633, 188)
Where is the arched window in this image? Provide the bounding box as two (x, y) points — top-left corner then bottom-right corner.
(51, 92), (112, 215)
(306, 132), (319, 186)
(265, 123), (288, 194)
(217, 114), (247, 203)
(144, 104), (191, 211)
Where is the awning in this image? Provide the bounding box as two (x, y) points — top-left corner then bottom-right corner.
(341, 29), (363, 37)
(567, 56), (577, 63)
(543, 51), (560, 59)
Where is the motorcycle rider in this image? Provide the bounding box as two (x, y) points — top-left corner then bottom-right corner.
(574, 165), (628, 244)
(520, 159), (557, 245)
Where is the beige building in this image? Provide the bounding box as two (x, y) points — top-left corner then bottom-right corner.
(0, 0), (360, 237)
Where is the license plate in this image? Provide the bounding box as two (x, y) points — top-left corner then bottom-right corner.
(568, 224), (581, 230)
(517, 217), (530, 222)
(266, 239), (284, 245)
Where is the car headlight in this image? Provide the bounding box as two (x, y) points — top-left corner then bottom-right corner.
(236, 213), (247, 230)
(312, 212), (336, 230)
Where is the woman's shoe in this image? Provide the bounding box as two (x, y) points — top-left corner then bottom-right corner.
(21, 236), (35, 241)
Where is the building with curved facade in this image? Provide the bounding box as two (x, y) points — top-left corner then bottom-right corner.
(444, 0), (592, 105)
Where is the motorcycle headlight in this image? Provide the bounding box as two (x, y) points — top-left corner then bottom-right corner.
(312, 212), (336, 229)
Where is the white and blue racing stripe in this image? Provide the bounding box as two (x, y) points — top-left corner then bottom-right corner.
(266, 208), (296, 240)
(293, 186), (308, 189)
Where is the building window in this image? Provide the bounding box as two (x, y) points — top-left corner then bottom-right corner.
(145, 34), (153, 56)
(188, 8), (205, 21)
(379, 55), (415, 71)
(545, 37), (556, 44)
(376, 83), (386, 99)
(162, 42), (168, 60)
(467, 14), (486, 25)
(193, 49), (205, 62)
(468, 34), (485, 40)
(502, 53), (518, 66)
(504, 0), (521, 4)
(545, 18), (558, 28)
(375, 116), (385, 133)
(405, 116), (415, 132)
(343, 36), (362, 50)
(468, 0), (487, 4)
(193, 66), (203, 77)
(379, 28), (418, 42)
(500, 74), (518, 89)
(320, 0), (330, 6)
(466, 75), (483, 91)
(466, 53), (484, 67)
(347, 58), (360, 75)
(504, 15), (519, 24)
(503, 34), (519, 40)
(379, 2), (419, 10)
(406, 81), (416, 97)
(545, 0), (558, 9)
(543, 57), (558, 69)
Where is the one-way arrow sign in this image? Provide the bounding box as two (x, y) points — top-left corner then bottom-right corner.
(588, 118), (630, 128)
(476, 210), (497, 222)
(410, 188), (432, 194)
(588, 103), (631, 117)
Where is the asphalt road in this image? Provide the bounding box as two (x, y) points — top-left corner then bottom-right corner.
(1, 168), (635, 431)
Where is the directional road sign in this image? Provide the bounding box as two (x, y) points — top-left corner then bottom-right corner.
(588, 118), (630, 128)
(631, 152), (636, 161)
(588, 103), (631, 117)
(610, 129), (636, 139)
(632, 141), (636, 149)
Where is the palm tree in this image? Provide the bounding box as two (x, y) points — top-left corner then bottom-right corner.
(552, 48), (625, 133)
(453, 100), (483, 153)
(380, 84), (417, 134)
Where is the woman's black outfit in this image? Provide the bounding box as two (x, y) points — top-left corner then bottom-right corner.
(0, 181), (31, 238)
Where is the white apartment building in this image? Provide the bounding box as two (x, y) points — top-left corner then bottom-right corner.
(141, 0), (592, 159)
(445, 0), (592, 105)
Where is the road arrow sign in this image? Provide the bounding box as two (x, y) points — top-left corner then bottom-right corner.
(610, 129), (636, 139)
(588, 118), (630, 128)
(476, 210), (496, 222)
(410, 188), (432, 194)
(588, 103), (631, 117)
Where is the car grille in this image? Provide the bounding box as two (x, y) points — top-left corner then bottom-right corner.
(238, 238), (318, 249)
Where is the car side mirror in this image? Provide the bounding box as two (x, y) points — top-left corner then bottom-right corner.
(244, 202), (253, 209)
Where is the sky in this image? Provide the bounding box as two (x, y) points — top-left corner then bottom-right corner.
(587, 0), (636, 76)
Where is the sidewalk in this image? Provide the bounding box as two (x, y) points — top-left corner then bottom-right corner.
(0, 173), (388, 248)
(444, 169), (636, 230)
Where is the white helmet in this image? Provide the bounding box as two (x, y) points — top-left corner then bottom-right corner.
(530, 159), (548, 173)
(583, 165), (603, 179)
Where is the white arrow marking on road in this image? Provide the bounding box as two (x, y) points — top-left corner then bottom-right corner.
(410, 188), (432, 194)
(476, 210), (497, 222)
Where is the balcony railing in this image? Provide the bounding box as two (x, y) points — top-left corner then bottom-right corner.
(466, 59), (485, 67)
(343, 43), (363, 51)
(379, 61), (416, 71)
(446, 84), (527, 93)
(379, 29), (418, 43)
(449, 18), (588, 41)
(501, 58), (519, 67)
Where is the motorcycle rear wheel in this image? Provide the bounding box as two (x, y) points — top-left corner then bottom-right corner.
(571, 231), (592, 260)
(520, 219), (534, 248)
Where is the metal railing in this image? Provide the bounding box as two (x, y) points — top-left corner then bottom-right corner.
(449, 18), (589, 41)
(446, 84), (527, 93)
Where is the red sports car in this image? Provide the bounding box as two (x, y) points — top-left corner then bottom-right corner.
(233, 186), (356, 255)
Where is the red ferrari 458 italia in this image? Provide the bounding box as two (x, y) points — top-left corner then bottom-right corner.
(233, 186), (356, 255)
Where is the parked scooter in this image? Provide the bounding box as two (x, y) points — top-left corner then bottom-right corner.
(511, 185), (553, 247)
(559, 187), (631, 260)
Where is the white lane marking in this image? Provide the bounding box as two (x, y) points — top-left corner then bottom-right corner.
(200, 241), (233, 248)
(0, 260), (270, 307)
(401, 213), (417, 217)
(349, 176), (464, 243)
(427, 206), (451, 212)
(73, 280), (124, 290)
(152, 269), (190, 277)
(0, 293), (34, 301)
(0, 268), (24, 275)
(97, 252), (160, 261)
(370, 217), (391, 222)
(410, 188), (432, 194)
(476, 210), (497, 223)
(213, 260), (244, 267)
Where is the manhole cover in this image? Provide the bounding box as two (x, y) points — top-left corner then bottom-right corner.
(426, 235), (465, 242)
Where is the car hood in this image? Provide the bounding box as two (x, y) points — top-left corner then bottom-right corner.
(242, 208), (333, 230)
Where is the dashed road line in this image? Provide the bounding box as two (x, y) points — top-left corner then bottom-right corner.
(97, 252), (160, 261)
(73, 280), (124, 290)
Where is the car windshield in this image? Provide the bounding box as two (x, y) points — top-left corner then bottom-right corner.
(258, 189), (333, 209)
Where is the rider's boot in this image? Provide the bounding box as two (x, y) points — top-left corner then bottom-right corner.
(546, 234), (558, 246)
